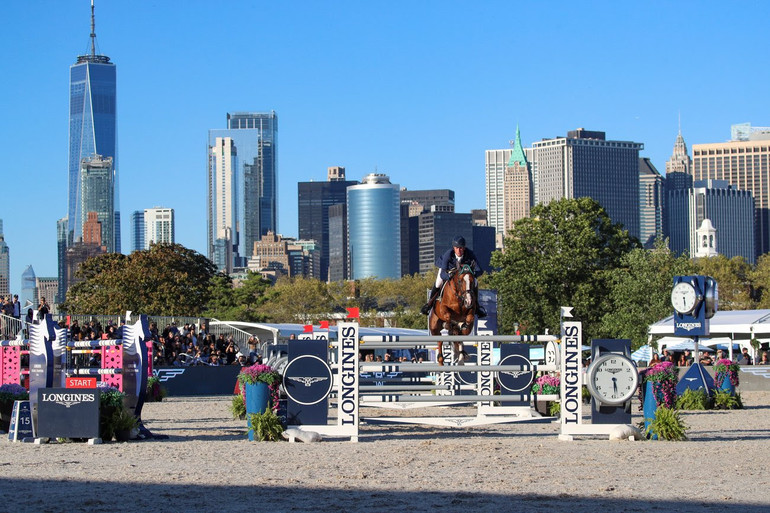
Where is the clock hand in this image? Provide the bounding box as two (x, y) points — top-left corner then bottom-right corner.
(612, 377), (617, 394)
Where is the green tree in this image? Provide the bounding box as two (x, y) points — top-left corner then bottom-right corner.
(599, 239), (696, 348)
(205, 271), (272, 322)
(751, 253), (770, 308)
(61, 243), (217, 316)
(488, 197), (639, 339)
(257, 276), (336, 323)
(694, 255), (755, 310)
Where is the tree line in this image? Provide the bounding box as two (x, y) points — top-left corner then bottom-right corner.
(61, 198), (770, 348)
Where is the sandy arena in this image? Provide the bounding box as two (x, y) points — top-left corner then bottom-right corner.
(1, 392), (769, 513)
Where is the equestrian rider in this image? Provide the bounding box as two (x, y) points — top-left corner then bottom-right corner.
(420, 236), (487, 318)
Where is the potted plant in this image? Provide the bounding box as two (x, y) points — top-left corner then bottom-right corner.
(0, 384), (29, 432)
(145, 376), (167, 402)
(531, 374), (559, 416)
(247, 409), (284, 442)
(640, 361), (679, 439)
(237, 364), (282, 441)
(713, 358), (740, 394)
(644, 406), (688, 441)
(111, 406), (139, 442)
(97, 383), (126, 441)
(237, 364), (282, 413)
(229, 393), (246, 420)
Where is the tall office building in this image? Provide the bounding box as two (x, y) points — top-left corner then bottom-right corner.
(297, 167), (358, 281)
(692, 123), (770, 256)
(131, 210), (145, 252)
(80, 155), (115, 252)
(417, 208), (473, 274)
(144, 207), (175, 248)
(485, 147), (512, 237)
(668, 180), (755, 263)
(21, 266), (36, 312)
(208, 112), (278, 271)
(67, 2), (119, 251)
(0, 220), (9, 296)
(56, 218), (67, 304)
(328, 203), (349, 282)
(36, 277), (59, 315)
(639, 158), (664, 248)
(503, 127), (532, 237)
(347, 173), (401, 280)
(664, 130), (693, 240)
(530, 129), (643, 238)
(400, 189), (455, 276)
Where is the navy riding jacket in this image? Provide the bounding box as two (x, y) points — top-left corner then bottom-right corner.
(436, 248), (484, 281)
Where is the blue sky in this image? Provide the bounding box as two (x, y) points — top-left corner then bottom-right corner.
(2, 1), (769, 294)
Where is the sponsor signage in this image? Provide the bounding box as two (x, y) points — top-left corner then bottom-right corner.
(286, 340), (331, 426)
(66, 377), (97, 388)
(337, 322), (359, 427)
(152, 366), (241, 396)
(37, 388), (100, 439)
(497, 345), (532, 406)
(560, 321), (583, 426)
(8, 400), (34, 442)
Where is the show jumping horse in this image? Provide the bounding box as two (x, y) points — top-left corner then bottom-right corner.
(428, 264), (478, 365)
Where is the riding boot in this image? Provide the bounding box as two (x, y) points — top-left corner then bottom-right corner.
(420, 286), (441, 315)
(476, 304), (487, 318)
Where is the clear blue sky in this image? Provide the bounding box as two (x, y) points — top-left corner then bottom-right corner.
(2, 1), (769, 294)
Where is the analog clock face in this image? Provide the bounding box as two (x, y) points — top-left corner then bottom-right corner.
(587, 354), (639, 406)
(671, 281), (697, 314)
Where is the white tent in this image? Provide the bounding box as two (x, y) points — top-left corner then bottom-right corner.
(648, 309), (770, 361)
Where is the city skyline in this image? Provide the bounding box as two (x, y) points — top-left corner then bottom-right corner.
(2, 1), (769, 293)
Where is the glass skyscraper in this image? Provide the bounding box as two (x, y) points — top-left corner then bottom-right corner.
(208, 112), (278, 271)
(347, 174), (401, 280)
(67, 2), (119, 252)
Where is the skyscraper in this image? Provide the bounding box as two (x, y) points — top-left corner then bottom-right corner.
(503, 127), (532, 238)
(668, 180), (755, 263)
(80, 155), (115, 252)
(0, 220), (9, 296)
(485, 147), (513, 238)
(530, 129), (643, 238)
(639, 158), (664, 248)
(208, 112), (278, 271)
(298, 167), (358, 281)
(144, 207), (175, 248)
(131, 210), (145, 252)
(664, 130), (693, 240)
(67, 2), (118, 251)
(21, 266), (36, 311)
(692, 123), (770, 256)
(347, 174), (401, 280)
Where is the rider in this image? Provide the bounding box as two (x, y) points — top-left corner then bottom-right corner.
(420, 236), (487, 318)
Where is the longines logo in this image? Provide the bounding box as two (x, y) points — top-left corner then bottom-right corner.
(497, 354), (533, 392)
(288, 376), (329, 387)
(41, 392), (95, 408)
(675, 322), (703, 332)
(154, 369), (185, 382)
(283, 355), (334, 405)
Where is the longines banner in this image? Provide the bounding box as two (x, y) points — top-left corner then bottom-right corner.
(37, 388), (100, 439)
(153, 366), (242, 396)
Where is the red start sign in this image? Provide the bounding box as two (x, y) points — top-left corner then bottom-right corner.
(66, 377), (97, 389)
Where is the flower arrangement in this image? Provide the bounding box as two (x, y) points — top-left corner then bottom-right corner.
(531, 374), (560, 395)
(713, 358), (740, 388)
(238, 364), (282, 411)
(97, 382), (126, 441)
(642, 361), (679, 408)
(145, 376), (167, 402)
(0, 383), (29, 403)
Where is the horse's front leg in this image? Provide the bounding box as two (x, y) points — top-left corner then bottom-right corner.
(436, 341), (444, 366)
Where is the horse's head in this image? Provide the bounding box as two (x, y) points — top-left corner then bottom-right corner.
(456, 265), (476, 310)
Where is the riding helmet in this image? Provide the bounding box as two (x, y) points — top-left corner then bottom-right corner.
(452, 236), (466, 248)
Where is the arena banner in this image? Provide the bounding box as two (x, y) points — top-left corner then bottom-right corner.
(153, 366), (242, 396)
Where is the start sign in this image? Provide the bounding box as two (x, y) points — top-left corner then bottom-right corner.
(66, 377), (97, 388)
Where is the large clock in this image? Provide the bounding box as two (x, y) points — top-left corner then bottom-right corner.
(671, 280), (699, 314)
(586, 353), (639, 406)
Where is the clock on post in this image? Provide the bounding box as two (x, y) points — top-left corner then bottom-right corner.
(586, 339), (637, 425)
(671, 276), (718, 337)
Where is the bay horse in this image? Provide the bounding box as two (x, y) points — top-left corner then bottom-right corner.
(428, 264), (477, 365)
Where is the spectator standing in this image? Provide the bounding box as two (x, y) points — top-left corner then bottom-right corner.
(12, 295), (21, 319)
(758, 352), (769, 365)
(737, 347), (753, 365)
